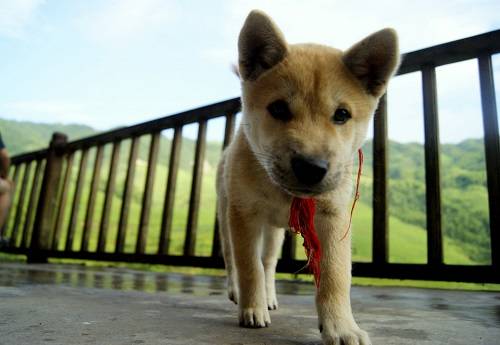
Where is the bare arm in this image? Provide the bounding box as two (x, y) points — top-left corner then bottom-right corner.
(0, 149), (10, 179)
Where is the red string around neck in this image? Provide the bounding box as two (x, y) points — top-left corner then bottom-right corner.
(341, 148), (364, 241)
(288, 149), (364, 288)
(289, 197), (321, 287)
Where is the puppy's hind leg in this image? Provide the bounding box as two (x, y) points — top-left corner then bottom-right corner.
(216, 157), (238, 304)
(216, 190), (238, 304)
(262, 227), (285, 310)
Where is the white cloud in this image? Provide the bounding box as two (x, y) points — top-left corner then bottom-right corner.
(198, 0), (500, 71)
(215, 0), (500, 143)
(0, 0), (45, 38)
(0, 100), (93, 125)
(1, 1), (498, 144)
(201, 47), (236, 64)
(77, 0), (178, 45)
(222, 0), (500, 52)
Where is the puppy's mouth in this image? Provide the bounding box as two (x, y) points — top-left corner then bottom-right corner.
(281, 186), (325, 198)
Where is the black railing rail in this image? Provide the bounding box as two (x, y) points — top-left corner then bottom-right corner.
(1, 30), (499, 283)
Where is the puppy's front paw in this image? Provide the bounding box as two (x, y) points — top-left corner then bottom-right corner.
(239, 306), (270, 328)
(320, 321), (371, 345)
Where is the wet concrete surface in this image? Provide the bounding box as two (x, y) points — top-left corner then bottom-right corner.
(0, 262), (499, 345)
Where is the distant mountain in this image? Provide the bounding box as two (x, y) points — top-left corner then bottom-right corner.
(0, 118), (96, 155)
(0, 117), (224, 171)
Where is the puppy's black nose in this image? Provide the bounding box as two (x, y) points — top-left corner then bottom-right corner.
(291, 156), (329, 186)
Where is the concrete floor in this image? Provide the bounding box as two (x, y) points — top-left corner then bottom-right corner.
(0, 263), (498, 345)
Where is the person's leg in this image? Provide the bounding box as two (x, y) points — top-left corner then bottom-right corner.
(0, 178), (12, 233)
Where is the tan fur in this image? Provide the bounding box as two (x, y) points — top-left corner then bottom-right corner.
(217, 10), (399, 345)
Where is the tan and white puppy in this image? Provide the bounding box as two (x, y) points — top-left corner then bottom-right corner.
(216, 10), (399, 345)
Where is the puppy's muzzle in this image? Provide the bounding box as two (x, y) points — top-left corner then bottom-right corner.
(291, 155), (329, 186)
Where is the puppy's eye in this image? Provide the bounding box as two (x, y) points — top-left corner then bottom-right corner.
(332, 108), (351, 124)
(267, 100), (292, 122)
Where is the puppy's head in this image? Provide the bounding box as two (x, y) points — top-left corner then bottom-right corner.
(238, 10), (399, 197)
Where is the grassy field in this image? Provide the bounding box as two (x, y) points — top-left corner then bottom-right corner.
(350, 202), (472, 264)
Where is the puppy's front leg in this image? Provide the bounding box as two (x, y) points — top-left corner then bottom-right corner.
(315, 212), (371, 345)
(229, 205), (270, 328)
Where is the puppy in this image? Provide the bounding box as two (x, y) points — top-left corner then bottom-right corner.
(216, 10), (399, 345)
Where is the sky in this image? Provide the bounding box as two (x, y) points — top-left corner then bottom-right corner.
(0, 0), (499, 143)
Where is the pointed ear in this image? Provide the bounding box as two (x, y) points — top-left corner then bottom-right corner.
(238, 10), (288, 81)
(343, 28), (400, 97)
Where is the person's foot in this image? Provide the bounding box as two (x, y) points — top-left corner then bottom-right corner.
(0, 178), (10, 194)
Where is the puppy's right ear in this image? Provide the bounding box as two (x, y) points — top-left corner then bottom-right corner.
(343, 28), (400, 97)
(238, 10), (288, 81)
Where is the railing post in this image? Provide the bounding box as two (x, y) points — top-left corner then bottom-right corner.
(184, 120), (207, 256)
(159, 127), (183, 255)
(28, 132), (68, 263)
(478, 54), (500, 269)
(422, 65), (443, 266)
(211, 111), (237, 258)
(372, 94), (389, 264)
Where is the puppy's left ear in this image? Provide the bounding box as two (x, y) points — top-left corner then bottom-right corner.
(238, 10), (288, 81)
(343, 28), (400, 97)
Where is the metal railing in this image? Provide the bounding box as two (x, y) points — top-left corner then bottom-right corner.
(1, 30), (499, 283)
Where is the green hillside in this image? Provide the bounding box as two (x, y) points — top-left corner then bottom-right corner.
(0, 118), (95, 155)
(0, 118), (489, 265)
(361, 139), (491, 263)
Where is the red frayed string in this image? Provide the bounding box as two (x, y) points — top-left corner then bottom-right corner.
(289, 197), (322, 288)
(341, 148), (364, 241)
(288, 149), (364, 288)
